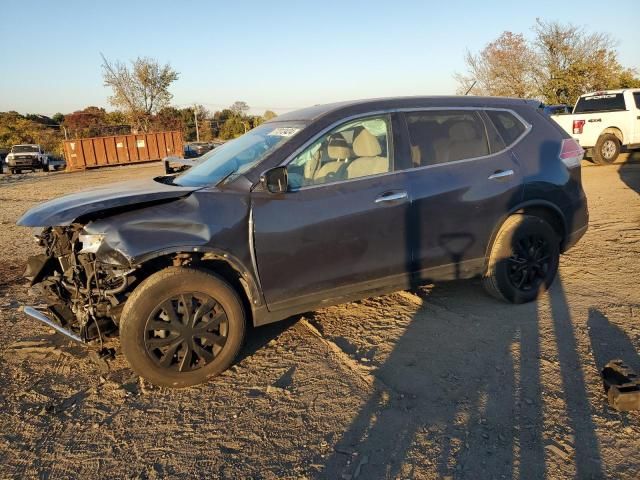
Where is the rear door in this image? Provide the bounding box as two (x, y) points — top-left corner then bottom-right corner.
(252, 114), (412, 312)
(400, 109), (525, 280)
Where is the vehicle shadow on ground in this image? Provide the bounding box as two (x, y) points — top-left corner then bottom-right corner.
(236, 316), (300, 364)
(320, 275), (604, 478)
(618, 152), (640, 196)
(319, 139), (603, 477)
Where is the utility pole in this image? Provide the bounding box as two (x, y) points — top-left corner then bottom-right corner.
(193, 105), (200, 142)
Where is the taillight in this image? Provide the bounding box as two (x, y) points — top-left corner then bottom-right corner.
(572, 119), (585, 134)
(560, 138), (584, 168)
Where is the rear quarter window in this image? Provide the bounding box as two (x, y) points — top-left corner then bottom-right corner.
(574, 94), (626, 113)
(485, 111), (526, 146)
(634, 92), (640, 109)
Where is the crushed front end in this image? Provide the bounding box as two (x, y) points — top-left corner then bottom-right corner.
(25, 224), (135, 344)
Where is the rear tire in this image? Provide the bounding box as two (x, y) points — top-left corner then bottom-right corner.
(120, 267), (246, 388)
(483, 215), (560, 304)
(592, 133), (620, 165)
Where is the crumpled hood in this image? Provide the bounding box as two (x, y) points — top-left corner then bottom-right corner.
(17, 178), (201, 227)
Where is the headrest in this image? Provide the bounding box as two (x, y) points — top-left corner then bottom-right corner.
(353, 129), (382, 157)
(449, 121), (478, 141)
(327, 134), (350, 159)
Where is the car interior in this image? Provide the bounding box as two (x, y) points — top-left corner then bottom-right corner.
(289, 117), (391, 188)
(406, 112), (489, 167)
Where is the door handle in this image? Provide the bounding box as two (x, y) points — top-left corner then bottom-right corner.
(488, 169), (514, 180)
(375, 191), (408, 204)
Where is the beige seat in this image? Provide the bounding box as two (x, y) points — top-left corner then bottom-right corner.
(346, 129), (389, 179)
(445, 121), (488, 162)
(313, 134), (350, 181)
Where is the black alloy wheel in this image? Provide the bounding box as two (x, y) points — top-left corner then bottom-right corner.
(145, 293), (229, 372)
(483, 214), (560, 303)
(120, 267), (245, 388)
(507, 234), (552, 292)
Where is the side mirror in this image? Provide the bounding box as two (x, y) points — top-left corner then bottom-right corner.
(260, 166), (288, 194)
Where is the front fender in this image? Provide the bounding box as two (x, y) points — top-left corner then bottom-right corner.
(84, 191), (262, 309)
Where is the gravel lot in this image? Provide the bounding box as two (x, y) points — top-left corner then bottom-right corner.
(0, 155), (639, 479)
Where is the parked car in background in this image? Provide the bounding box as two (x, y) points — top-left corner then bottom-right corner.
(18, 96), (588, 387)
(0, 148), (8, 173)
(551, 88), (640, 164)
(188, 141), (215, 156)
(5, 144), (65, 173)
(183, 144), (201, 159)
(164, 155), (199, 174)
(541, 104), (570, 116)
(172, 141), (225, 172)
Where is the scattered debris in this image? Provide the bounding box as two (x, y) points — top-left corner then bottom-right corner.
(334, 446), (356, 456)
(266, 385), (288, 395)
(353, 454), (368, 478)
(601, 360), (640, 411)
(545, 444), (572, 462)
(274, 365), (296, 389)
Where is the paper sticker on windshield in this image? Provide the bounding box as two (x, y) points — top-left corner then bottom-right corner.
(586, 94), (616, 100)
(269, 127), (300, 137)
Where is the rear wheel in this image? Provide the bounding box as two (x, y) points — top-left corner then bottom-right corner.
(120, 267), (246, 388)
(592, 133), (620, 165)
(483, 214), (560, 303)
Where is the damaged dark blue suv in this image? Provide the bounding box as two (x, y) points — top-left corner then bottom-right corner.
(18, 96), (588, 387)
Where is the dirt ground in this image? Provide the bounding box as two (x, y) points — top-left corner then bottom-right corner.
(0, 153), (639, 479)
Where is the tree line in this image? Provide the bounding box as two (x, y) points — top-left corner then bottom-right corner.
(455, 19), (640, 106)
(0, 102), (277, 155)
(3, 20), (638, 155)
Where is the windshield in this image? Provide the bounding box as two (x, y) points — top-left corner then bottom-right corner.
(173, 122), (306, 187)
(12, 145), (39, 153)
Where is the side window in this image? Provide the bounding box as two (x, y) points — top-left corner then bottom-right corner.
(404, 111), (489, 167)
(287, 116), (392, 189)
(634, 92), (640, 109)
(486, 110), (526, 146)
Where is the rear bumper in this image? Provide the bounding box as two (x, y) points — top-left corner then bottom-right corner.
(561, 186), (589, 253)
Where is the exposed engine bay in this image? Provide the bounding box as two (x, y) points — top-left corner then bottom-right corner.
(25, 224), (135, 343)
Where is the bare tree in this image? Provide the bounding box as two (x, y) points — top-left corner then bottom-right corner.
(454, 32), (538, 98)
(101, 54), (179, 132)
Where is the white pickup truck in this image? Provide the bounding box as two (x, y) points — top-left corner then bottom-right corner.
(551, 88), (640, 164)
(4, 144), (65, 174)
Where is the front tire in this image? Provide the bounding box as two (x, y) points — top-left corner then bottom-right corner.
(592, 133), (620, 165)
(483, 215), (560, 304)
(120, 267), (246, 388)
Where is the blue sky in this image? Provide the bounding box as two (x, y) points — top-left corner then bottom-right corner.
(1, 0), (638, 116)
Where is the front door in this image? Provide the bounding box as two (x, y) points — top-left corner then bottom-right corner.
(252, 114), (411, 312)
